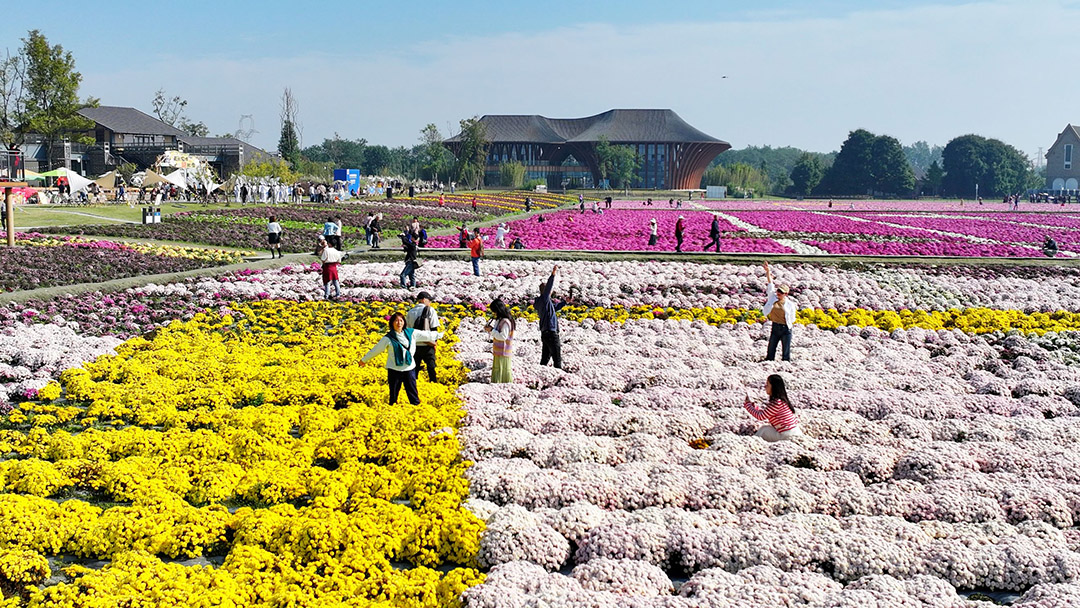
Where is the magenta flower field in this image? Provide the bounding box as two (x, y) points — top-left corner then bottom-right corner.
(428, 207), (1080, 257)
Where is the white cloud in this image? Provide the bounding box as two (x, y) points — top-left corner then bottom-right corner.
(81, 0), (1077, 158)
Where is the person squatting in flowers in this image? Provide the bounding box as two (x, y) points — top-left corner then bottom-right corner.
(761, 261), (796, 361)
(406, 291), (441, 383)
(744, 373), (802, 442)
(317, 236), (343, 299)
(485, 298), (515, 383)
(359, 312), (443, 405)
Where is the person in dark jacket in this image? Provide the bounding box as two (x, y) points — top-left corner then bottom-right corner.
(399, 232), (418, 288)
(535, 265), (570, 369)
(703, 214), (721, 252)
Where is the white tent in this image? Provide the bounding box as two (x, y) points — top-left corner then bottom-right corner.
(93, 171), (117, 189)
(163, 170), (187, 190)
(60, 168), (93, 194)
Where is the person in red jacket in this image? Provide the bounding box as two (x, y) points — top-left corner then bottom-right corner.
(467, 229), (484, 276)
(675, 215), (685, 252)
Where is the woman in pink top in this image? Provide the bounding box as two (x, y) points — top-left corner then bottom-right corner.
(744, 374), (802, 442)
(485, 298), (515, 383)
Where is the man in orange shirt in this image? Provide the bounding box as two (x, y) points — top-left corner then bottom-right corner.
(468, 229), (484, 276)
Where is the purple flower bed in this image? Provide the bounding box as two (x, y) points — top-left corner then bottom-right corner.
(805, 239), (1045, 257)
(695, 199), (1080, 212)
(0, 241), (241, 293)
(953, 212), (1080, 231)
(730, 211), (943, 239)
(426, 209), (796, 253)
(851, 214), (1080, 246)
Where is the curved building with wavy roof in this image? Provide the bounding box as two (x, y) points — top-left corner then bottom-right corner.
(444, 109), (729, 190)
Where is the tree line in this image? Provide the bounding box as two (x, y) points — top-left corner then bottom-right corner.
(706, 131), (1040, 199)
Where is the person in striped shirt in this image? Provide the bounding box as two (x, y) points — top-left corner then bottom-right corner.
(744, 374), (802, 442)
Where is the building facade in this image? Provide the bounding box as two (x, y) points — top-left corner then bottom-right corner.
(1046, 124), (1080, 191)
(444, 109), (729, 190)
(20, 106), (268, 178)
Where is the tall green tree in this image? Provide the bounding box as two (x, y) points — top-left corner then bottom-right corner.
(419, 123), (452, 184)
(788, 153), (825, 197)
(902, 140), (944, 176)
(362, 144), (393, 175)
(20, 30), (96, 168)
(452, 117), (490, 190)
(712, 145), (834, 194)
(924, 160), (945, 196)
(815, 129), (877, 195)
(871, 135), (916, 195)
(941, 134), (1033, 198)
(277, 87), (301, 167)
(302, 135), (366, 168)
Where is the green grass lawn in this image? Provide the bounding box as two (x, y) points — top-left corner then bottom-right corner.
(10, 202), (235, 228)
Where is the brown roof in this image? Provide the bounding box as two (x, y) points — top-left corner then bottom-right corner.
(445, 109), (726, 145)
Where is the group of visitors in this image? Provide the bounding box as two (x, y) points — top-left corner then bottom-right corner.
(647, 214), (723, 252)
(357, 260), (800, 441)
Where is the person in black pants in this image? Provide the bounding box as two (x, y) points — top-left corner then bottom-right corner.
(535, 265), (570, 369)
(406, 291), (440, 383)
(703, 214), (721, 252)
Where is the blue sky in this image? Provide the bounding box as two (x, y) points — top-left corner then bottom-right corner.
(2, 0), (1075, 160)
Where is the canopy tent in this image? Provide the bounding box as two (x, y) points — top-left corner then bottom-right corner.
(21, 170), (45, 182)
(93, 171), (118, 189)
(141, 169), (169, 187)
(163, 170), (187, 190)
(37, 167), (92, 193)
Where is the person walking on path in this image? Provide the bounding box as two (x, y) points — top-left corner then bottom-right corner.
(468, 229), (485, 276)
(675, 215), (685, 253)
(535, 265), (569, 369)
(317, 236), (343, 299)
(648, 218), (658, 246)
(485, 298), (515, 383)
(704, 214), (721, 252)
(761, 261), (796, 362)
(360, 312), (443, 405)
(495, 223), (509, 248)
(744, 374), (802, 442)
(364, 212), (374, 246)
(580, 198), (586, 214)
(267, 215), (284, 258)
(334, 216), (344, 251)
(406, 291), (441, 383)
(399, 232), (418, 289)
(369, 213), (383, 249)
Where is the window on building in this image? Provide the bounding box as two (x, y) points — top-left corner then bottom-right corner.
(1067, 144), (1073, 170)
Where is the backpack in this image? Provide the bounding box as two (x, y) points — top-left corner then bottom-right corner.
(413, 306), (436, 335)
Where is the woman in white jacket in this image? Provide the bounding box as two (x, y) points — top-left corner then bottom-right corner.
(360, 312), (443, 404)
(761, 261), (796, 362)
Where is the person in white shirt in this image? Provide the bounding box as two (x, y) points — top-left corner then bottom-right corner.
(267, 215), (284, 259)
(761, 261), (796, 361)
(317, 237), (343, 299)
(405, 291), (441, 383)
(360, 312), (443, 405)
(495, 223), (509, 248)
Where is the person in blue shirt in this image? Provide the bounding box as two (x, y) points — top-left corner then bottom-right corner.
(535, 265), (570, 369)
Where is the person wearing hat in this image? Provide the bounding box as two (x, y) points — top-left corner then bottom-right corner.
(675, 215), (686, 253)
(648, 218), (658, 246)
(495, 222), (509, 248)
(761, 261), (796, 362)
(406, 291), (441, 383)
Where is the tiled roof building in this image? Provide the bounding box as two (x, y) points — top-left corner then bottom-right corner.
(445, 109), (730, 190)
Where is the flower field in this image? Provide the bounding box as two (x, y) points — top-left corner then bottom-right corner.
(425, 207), (1080, 257)
(42, 193), (573, 253)
(2, 259), (1080, 604)
(0, 235), (251, 293)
